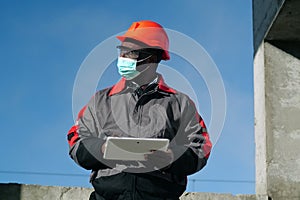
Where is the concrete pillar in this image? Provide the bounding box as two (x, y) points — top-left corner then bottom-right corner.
(264, 42), (300, 199)
(254, 43), (268, 196)
(253, 0), (300, 199)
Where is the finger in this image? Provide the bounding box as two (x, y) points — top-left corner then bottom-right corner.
(151, 150), (169, 159)
(144, 154), (148, 160)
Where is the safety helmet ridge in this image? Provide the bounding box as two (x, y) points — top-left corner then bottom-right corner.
(116, 20), (170, 60)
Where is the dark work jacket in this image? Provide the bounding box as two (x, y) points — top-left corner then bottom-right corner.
(67, 74), (212, 199)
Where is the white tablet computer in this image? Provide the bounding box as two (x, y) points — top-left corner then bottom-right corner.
(103, 137), (169, 161)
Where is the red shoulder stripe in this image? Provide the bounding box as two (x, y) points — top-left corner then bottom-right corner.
(77, 105), (87, 119)
(157, 76), (176, 94)
(108, 78), (126, 96)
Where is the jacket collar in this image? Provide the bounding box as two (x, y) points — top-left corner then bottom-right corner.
(108, 74), (176, 96)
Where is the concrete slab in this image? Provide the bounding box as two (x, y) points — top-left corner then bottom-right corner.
(0, 183), (261, 200)
(266, 0), (300, 41)
(253, 0), (285, 54)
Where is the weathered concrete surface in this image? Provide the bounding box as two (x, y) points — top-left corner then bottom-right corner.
(253, 0), (300, 55)
(264, 42), (300, 200)
(266, 0), (300, 41)
(0, 183), (265, 200)
(253, 43), (268, 196)
(253, 0), (285, 54)
(266, 0), (300, 59)
(0, 183), (94, 200)
(254, 42), (300, 200)
(253, 0), (300, 199)
(181, 192), (266, 200)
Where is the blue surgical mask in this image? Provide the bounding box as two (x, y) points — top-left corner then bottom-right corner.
(117, 57), (140, 80)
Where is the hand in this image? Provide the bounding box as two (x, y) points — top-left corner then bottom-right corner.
(144, 149), (174, 170)
(101, 142), (106, 154)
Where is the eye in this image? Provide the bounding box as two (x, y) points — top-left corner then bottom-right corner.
(126, 50), (139, 59)
(117, 46), (140, 59)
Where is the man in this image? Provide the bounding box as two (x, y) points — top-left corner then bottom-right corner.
(67, 20), (212, 200)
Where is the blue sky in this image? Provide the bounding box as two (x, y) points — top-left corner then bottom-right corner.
(0, 0), (254, 195)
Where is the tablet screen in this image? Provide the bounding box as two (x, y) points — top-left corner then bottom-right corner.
(103, 137), (169, 161)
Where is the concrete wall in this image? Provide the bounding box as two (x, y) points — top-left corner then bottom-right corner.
(253, 0), (300, 199)
(252, 0), (285, 54)
(254, 41), (300, 200)
(0, 183), (265, 200)
(253, 43), (268, 196)
(264, 42), (300, 199)
(0, 183), (93, 200)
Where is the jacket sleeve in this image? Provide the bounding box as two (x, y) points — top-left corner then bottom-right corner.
(67, 96), (108, 171)
(166, 95), (212, 177)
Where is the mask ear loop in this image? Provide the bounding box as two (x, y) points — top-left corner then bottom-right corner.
(135, 54), (157, 76)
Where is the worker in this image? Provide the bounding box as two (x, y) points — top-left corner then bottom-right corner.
(67, 20), (212, 200)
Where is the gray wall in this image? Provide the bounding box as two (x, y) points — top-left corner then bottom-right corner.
(0, 183), (264, 200)
(265, 42), (300, 199)
(253, 0), (300, 199)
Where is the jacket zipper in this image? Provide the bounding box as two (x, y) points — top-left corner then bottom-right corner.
(135, 90), (156, 138)
(138, 105), (144, 137)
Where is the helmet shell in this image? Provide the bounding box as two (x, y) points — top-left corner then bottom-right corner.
(117, 20), (170, 60)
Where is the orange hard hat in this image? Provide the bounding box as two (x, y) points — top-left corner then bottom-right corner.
(117, 20), (170, 60)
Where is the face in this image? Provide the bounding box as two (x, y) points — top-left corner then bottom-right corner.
(117, 40), (158, 71)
